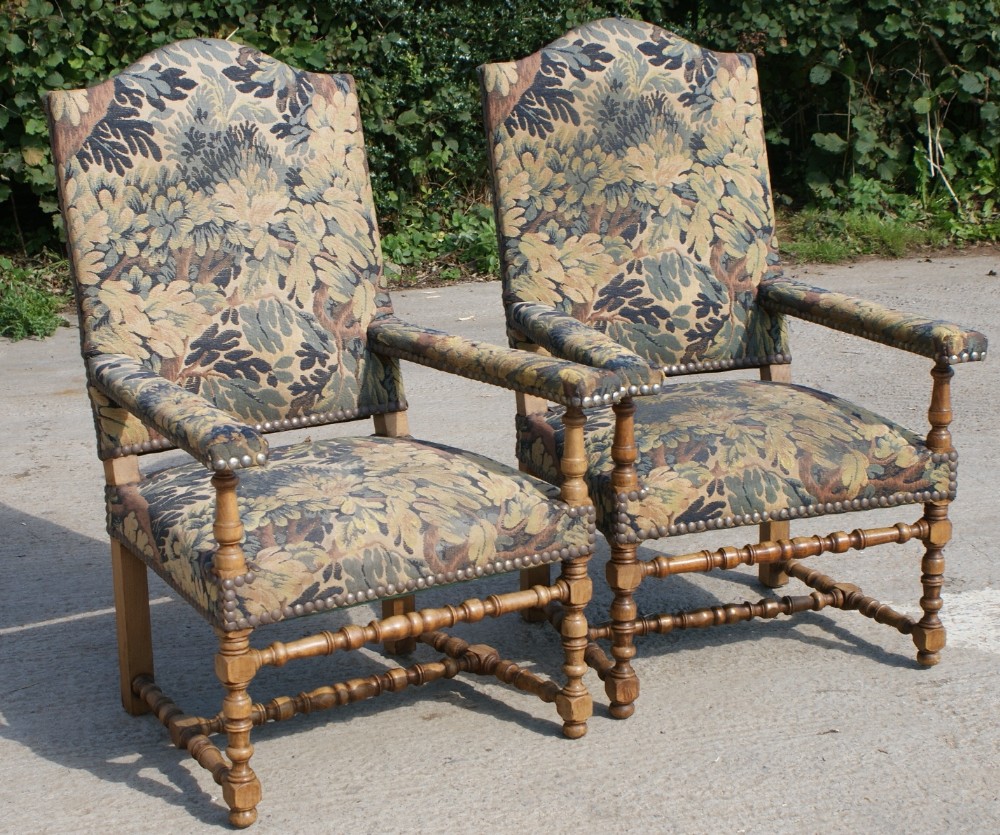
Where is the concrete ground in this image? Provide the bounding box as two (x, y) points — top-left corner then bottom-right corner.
(1, 251), (997, 834)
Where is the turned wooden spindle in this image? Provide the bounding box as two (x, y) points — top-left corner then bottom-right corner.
(212, 470), (249, 579)
(913, 363), (955, 666)
(556, 554), (593, 738)
(216, 629), (262, 829)
(645, 520), (927, 579)
(210, 471), (261, 827)
(604, 396), (641, 718)
(559, 404), (589, 505)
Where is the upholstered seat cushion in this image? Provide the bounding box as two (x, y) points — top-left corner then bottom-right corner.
(108, 436), (595, 630)
(516, 380), (955, 542)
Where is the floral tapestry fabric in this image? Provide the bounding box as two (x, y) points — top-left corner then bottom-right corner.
(481, 17), (788, 371)
(47, 39), (405, 460)
(108, 435), (596, 630)
(369, 317), (629, 407)
(505, 301), (662, 390)
(760, 278), (988, 365)
(91, 352), (269, 469)
(516, 380), (955, 540)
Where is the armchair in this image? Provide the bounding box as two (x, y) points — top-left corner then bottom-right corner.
(46, 39), (625, 826)
(479, 18), (988, 718)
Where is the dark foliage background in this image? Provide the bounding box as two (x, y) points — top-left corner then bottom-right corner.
(2, 0), (997, 270)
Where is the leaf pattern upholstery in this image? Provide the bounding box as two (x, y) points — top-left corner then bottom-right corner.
(480, 18), (984, 544)
(515, 381), (955, 540)
(48, 39), (405, 460)
(481, 17), (788, 371)
(481, 17), (986, 374)
(108, 435), (594, 630)
(760, 278), (987, 364)
(369, 318), (629, 408)
(46, 41), (606, 822)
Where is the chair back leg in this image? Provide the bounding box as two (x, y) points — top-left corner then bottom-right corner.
(106, 456), (153, 715)
(757, 362), (794, 588)
(374, 410), (420, 654)
(111, 539), (154, 715)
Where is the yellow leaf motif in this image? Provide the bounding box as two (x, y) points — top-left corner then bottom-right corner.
(483, 64), (519, 96)
(351, 279), (376, 324)
(467, 518), (497, 565)
(48, 90), (90, 126)
(840, 450), (870, 493)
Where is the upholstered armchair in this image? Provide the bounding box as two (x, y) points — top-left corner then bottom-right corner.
(45, 39), (629, 826)
(479, 18), (988, 719)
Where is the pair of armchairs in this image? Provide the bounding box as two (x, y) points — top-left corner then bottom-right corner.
(46, 19), (986, 827)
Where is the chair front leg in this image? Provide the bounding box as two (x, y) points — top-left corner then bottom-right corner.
(210, 470), (262, 826)
(605, 540), (641, 718)
(912, 363), (955, 666)
(605, 396), (641, 718)
(555, 553), (593, 738)
(216, 628), (262, 828)
(556, 404), (593, 737)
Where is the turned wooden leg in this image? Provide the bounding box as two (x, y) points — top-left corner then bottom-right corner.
(604, 396), (641, 718)
(555, 556), (593, 739)
(210, 471), (261, 826)
(110, 539), (154, 715)
(216, 629), (262, 828)
(605, 541), (641, 718)
(382, 596), (417, 654)
(519, 564), (552, 623)
(555, 404), (595, 735)
(913, 501), (950, 666)
(758, 520), (790, 588)
(913, 363), (954, 666)
(104, 456), (152, 715)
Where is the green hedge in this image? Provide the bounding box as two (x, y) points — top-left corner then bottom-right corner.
(2, 0), (997, 262)
(0, 0), (635, 258)
(692, 0), (1000, 231)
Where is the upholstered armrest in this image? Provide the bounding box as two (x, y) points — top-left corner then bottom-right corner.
(506, 301), (662, 393)
(89, 353), (269, 471)
(759, 277), (988, 365)
(369, 318), (627, 408)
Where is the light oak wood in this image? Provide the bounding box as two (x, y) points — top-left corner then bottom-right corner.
(55, 40), (602, 827)
(110, 541), (153, 715)
(480, 19), (985, 727)
(516, 391), (550, 416)
(375, 409), (418, 653)
(914, 363), (955, 665)
(603, 397), (641, 719)
(758, 364), (792, 587)
(381, 596), (417, 655)
(373, 409), (410, 438)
